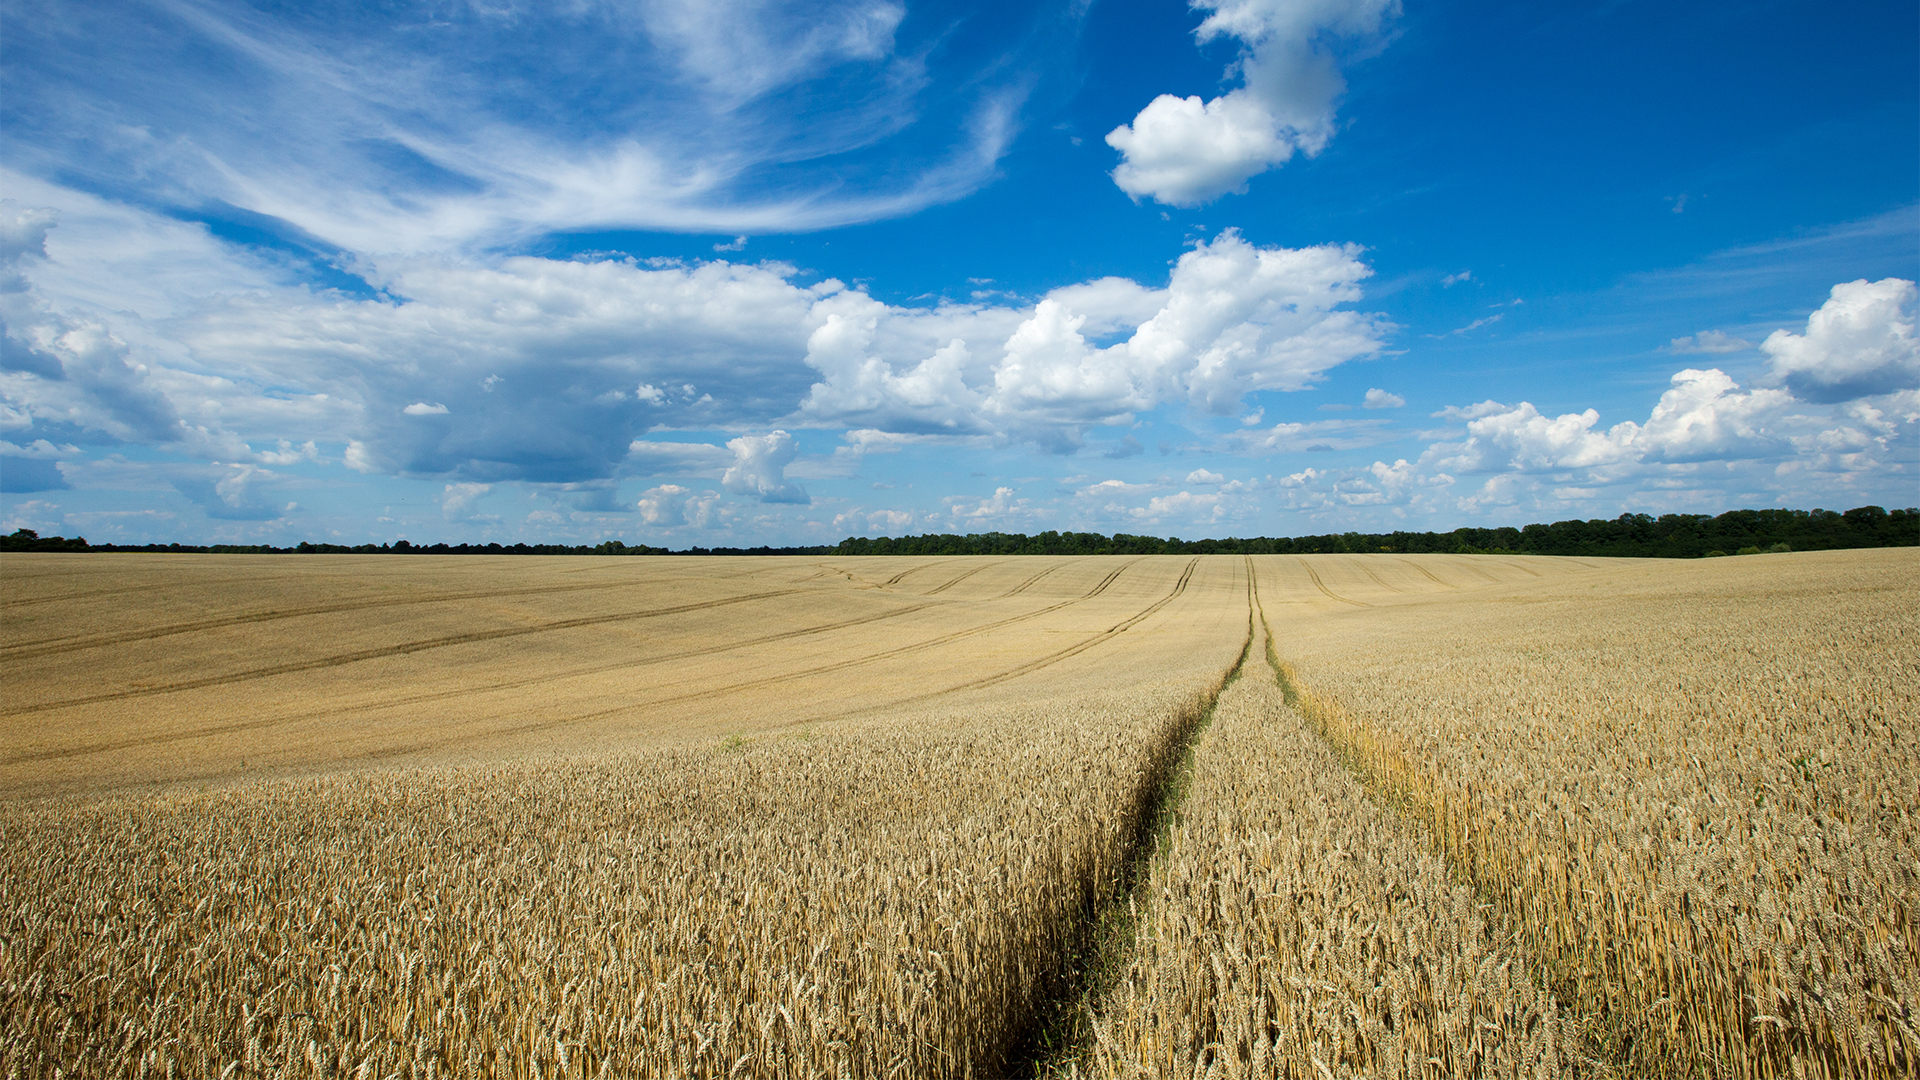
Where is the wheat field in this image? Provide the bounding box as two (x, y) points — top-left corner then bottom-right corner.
(0, 548), (1911, 1076)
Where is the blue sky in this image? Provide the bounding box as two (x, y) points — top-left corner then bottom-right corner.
(2, 0), (1915, 545)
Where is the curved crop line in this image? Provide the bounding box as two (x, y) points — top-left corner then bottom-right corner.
(18, 560), (1155, 765)
(0, 596), (955, 766)
(376, 559), (1156, 752)
(1355, 562), (1405, 594)
(923, 561), (999, 595)
(580, 559), (1148, 712)
(881, 560), (953, 587)
(996, 560), (1074, 598)
(1297, 558), (1369, 608)
(0, 588), (811, 719)
(1, 575), (723, 661)
(1397, 559), (1463, 591)
(923, 558), (1200, 697)
(1491, 558), (1545, 578)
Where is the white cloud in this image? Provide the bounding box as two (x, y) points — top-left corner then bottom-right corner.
(1428, 313), (1503, 338)
(1136, 490), (1221, 520)
(637, 484), (690, 526)
(1281, 360), (1913, 522)
(1080, 478), (1156, 499)
(1431, 400), (1510, 421)
(948, 485), (1026, 523)
(1615, 368), (1793, 463)
(1441, 270), (1471, 287)
(1362, 387), (1404, 409)
(168, 463), (290, 521)
(0, 438), (77, 459)
(1433, 403), (1630, 473)
(834, 505), (917, 533)
(1762, 278), (1919, 402)
(1107, 0), (1399, 206)
(255, 439), (319, 465)
(722, 430), (809, 504)
(342, 441), (379, 473)
(1186, 468), (1226, 484)
(626, 440), (736, 477)
(1226, 417), (1392, 454)
(8, 195), (1391, 486)
(1425, 369), (1789, 475)
(5, 1), (1048, 254)
(1669, 329), (1753, 354)
(1041, 277), (1170, 339)
(440, 482), (492, 521)
(796, 230), (1386, 447)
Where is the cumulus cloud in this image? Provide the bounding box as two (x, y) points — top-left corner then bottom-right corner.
(1107, 0), (1399, 206)
(1425, 369), (1795, 476)
(1185, 468), (1226, 484)
(1762, 278), (1919, 402)
(834, 506), (917, 533)
(255, 439), (320, 466)
(722, 430), (809, 504)
(636, 484), (725, 528)
(7, 195), (1392, 497)
(948, 485), (1027, 523)
(1292, 359), (1910, 522)
(0, 201), (240, 458)
(637, 484), (690, 526)
(793, 230), (1385, 448)
(983, 232), (1387, 437)
(172, 464), (290, 521)
(1136, 489), (1222, 521)
(1669, 330), (1752, 354)
(440, 482), (492, 521)
(1362, 387), (1404, 409)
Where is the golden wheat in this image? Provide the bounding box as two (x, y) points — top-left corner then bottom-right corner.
(1261, 549), (1918, 1078)
(1075, 594), (1572, 1079)
(2, 549), (1910, 1077)
(0, 554), (1242, 798)
(0, 554), (1249, 1076)
(0, 678), (1241, 1077)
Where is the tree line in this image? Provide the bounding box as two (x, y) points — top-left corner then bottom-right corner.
(4, 505), (1914, 559)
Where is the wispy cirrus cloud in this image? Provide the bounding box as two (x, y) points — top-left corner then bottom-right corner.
(2, 0), (1067, 255)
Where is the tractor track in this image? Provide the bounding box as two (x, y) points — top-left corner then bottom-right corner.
(0, 587), (812, 718)
(370, 559), (1154, 755)
(1356, 563), (1405, 594)
(880, 560), (952, 587)
(996, 560), (1073, 597)
(1297, 558), (1369, 607)
(923, 561), (997, 595)
(939, 558), (1199, 695)
(1, 594), (955, 765)
(6, 561), (1147, 762)
(1398, 559), (1463, 590)
(2, 574), (762, 661)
